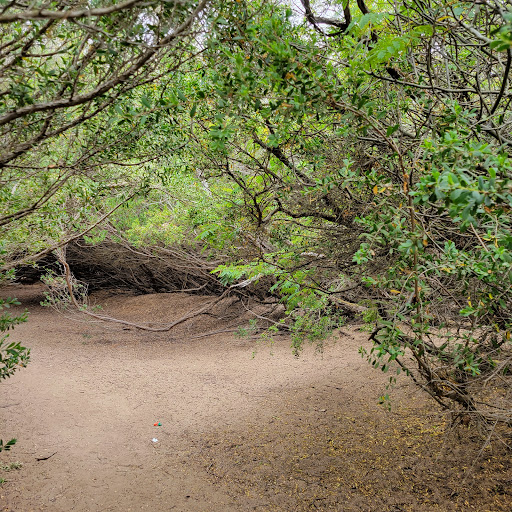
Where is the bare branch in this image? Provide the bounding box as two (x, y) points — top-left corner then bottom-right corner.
(0, 0), (154, 23)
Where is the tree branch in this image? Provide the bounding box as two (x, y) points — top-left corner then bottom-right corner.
(0, 0), (153, 23)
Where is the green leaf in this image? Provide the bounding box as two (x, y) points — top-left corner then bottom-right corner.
(386, 124), (399, 136)
(449, 189), (464, 202)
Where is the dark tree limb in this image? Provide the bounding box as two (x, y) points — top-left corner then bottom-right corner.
(301, 0), (351, 35)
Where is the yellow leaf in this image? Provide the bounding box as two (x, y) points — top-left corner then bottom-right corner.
(390, 289), (401, 294)
(372, 185), (379, 195)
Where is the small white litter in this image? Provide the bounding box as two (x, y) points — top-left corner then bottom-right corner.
(152, 438), (158, 443)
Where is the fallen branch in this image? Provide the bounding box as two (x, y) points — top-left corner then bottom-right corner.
(331, 297), (368, 314)
(36, 451), (57, 461)
(56, 249), (235, 332)
(189, 328), (241, 339)
(240, 301), (290, 331)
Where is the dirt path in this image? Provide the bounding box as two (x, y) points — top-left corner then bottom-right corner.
(1, 284), (511, 511)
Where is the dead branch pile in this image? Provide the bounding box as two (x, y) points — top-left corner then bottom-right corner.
(64, 239), (225, 295)
(36, 245), (285, 334)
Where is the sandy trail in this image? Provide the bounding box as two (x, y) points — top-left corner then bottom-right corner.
(0, 285), (374, 511)
(1, 284), (511, 511)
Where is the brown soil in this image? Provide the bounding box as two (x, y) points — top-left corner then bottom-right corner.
(1, 284), (511, 512)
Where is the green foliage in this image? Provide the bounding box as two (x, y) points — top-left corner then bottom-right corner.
(0, 462), (23, 471)
(214, 259), (344, 353)
(0, 297), (29, 453)
(490, 12), (512, 51)
(289, 301), (345, 356)
(196, 0), (512, 426)
(0, 460), (23, 484)
(360, 303), (381, 332)
(0, 298), (29, 380)
(236, 319), (259, 339)
(214, 264), (248, 287)
(0, 0), (210, 270)
(0, 439), (17, 453)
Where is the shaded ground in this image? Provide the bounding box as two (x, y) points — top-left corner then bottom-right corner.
(1, 284), (511, 511)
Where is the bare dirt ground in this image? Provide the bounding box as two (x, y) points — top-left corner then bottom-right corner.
(1, 283), (511, 511)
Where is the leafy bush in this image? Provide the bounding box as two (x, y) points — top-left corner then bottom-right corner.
(0, 297), (30, 452)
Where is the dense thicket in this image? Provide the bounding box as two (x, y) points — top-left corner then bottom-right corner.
(1, 0), (512, 434)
